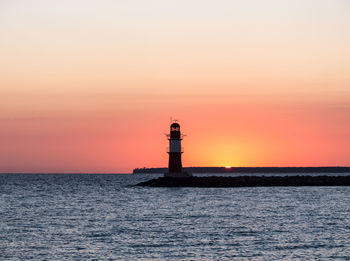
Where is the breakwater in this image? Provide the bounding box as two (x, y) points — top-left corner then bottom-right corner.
(136, 175), (350, 187)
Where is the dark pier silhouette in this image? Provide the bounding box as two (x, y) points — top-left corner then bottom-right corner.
(136, 175), (350, 187)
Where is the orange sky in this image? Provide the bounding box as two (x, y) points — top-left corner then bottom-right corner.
(0, 0), (349, 172)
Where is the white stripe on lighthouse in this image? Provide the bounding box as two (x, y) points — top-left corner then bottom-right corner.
(169, 139), (181, 152)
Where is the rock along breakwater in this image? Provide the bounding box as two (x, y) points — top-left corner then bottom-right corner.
(136, 175), (350, 187)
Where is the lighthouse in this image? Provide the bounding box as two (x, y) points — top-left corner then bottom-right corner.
(165, 121), (191, 177)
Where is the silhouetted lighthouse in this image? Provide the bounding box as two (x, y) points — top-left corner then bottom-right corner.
(165, 121), (191, 177)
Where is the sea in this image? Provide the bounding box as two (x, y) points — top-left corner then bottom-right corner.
(1, 173), (350, 260)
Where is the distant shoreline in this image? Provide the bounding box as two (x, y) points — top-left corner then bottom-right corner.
(133, 167), (350, 174)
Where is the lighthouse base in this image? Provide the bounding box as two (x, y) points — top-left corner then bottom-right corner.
(164, 171), (192, 178)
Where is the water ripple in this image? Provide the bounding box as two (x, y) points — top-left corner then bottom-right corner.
(1, 174), (350, 260)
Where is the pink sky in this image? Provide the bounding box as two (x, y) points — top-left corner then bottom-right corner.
(1, 0), (349, 172)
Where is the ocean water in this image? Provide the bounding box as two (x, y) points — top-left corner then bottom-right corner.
(1, 174), (350, 260)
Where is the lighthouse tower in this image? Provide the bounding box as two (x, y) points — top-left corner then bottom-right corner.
(165, 121), (191, 177)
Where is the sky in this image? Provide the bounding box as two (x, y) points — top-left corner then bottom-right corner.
(1, 0), (349, 173)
